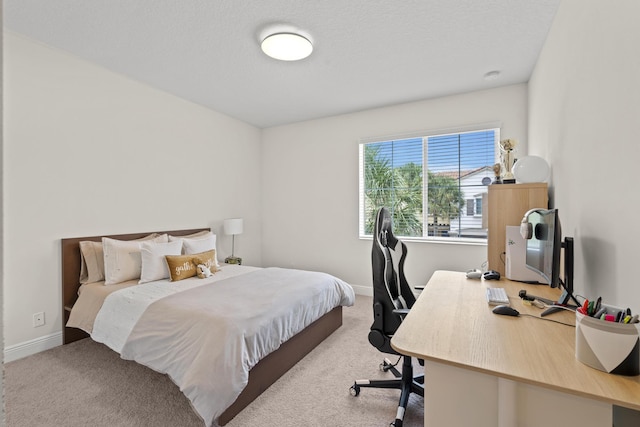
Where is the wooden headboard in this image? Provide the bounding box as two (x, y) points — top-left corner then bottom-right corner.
(61, 228), (210, 344)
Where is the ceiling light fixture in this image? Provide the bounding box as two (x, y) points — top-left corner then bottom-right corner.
(261, 32), (313, 61)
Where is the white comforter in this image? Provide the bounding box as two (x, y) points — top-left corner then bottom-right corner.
(90, 265), (355, 427)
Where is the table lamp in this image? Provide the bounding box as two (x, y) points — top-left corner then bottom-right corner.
(223, 218), (243, 265)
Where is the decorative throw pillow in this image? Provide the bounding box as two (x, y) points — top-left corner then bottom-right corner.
(139, 240), (183, 284)
(165, 249), (218, 282)
(191, 250), (218, 273)
(165, 254), (198, 282)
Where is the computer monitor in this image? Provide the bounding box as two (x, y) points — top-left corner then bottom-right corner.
(524, 208), (579, 315)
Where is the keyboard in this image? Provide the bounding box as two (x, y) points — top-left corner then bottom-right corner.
(486, 287), (510, 306)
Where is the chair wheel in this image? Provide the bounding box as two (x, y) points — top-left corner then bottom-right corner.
(349, 384), (360, 396)
(380, 362), (389, 372)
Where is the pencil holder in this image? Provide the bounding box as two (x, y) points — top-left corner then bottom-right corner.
(575, 310), (640, 376)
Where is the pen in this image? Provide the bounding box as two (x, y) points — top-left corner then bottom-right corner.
(593, 307), (607, 319)
(620, 309), (631, 323)
(581, 299), (589, 315)
(594, 297), (602, 314)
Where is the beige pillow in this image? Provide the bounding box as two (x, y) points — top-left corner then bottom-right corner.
(165, 250), (217, 282)
(80, 233), (162, 284)
(79, 241), (105, 284)
(168, 230), (211, 241)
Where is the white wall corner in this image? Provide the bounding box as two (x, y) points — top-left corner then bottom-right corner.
(4, 332), (63, 363)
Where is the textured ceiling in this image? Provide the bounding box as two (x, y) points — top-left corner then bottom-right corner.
(5, 0), (560, 128)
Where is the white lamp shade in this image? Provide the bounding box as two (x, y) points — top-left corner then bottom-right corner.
(223, 218), (243, 235)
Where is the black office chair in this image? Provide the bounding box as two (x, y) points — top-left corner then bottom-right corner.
(350, 207), (424, 427)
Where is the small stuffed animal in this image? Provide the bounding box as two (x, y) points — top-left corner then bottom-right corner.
(196, 264), (213, 279)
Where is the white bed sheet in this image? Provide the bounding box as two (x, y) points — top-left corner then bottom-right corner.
(91, 264), (261, 353)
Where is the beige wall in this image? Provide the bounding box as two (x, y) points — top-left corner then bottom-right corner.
(4, 33), (528, 356)
(3, 32), (262, 357)
(261, 84), (528, 292)
(528, 0), (640, 306)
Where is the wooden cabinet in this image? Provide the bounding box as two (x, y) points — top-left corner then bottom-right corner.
(487, 183), (548, 275)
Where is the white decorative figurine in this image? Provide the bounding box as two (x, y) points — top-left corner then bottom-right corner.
(196, 264), (213, 279)
(499, 138), (518, 184)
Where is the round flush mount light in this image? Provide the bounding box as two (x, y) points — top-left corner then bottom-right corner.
(261, 32), (313, 61)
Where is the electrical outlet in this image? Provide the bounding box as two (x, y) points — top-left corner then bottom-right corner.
(33, 312), (45, 328)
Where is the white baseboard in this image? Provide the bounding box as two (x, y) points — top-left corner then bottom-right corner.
(351, 284), (373, 297)
(4, 332), (63, 363)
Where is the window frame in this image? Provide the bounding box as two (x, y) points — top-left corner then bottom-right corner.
(358, 122), (500, 245)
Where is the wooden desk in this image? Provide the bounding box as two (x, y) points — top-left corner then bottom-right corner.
(392, 271), (640, 427)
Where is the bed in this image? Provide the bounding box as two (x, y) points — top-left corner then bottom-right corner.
(62, 228), (355, 426)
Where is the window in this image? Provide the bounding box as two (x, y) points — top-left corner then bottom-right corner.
(474, 196), (483, 217)
(466, 199), (475, 216)
(359, 127), (499, 241)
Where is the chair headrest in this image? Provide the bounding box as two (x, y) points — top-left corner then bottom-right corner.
(375, 207), (396, 249)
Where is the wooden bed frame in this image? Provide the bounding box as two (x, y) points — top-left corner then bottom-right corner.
(61, 228), (343, 425)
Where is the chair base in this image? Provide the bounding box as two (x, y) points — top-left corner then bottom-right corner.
(351, 355), (424, 427)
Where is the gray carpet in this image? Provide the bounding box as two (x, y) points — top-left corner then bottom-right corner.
(5, 295), (424, 426)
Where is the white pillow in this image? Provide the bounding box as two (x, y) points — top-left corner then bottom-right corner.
(169, 232), (220, 267)
(139, 240), (183, 284)
(103, 235), (167, 285)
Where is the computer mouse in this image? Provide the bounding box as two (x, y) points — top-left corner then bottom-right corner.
(492, 305), (520, 316)
(483, 270), (501, 280)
